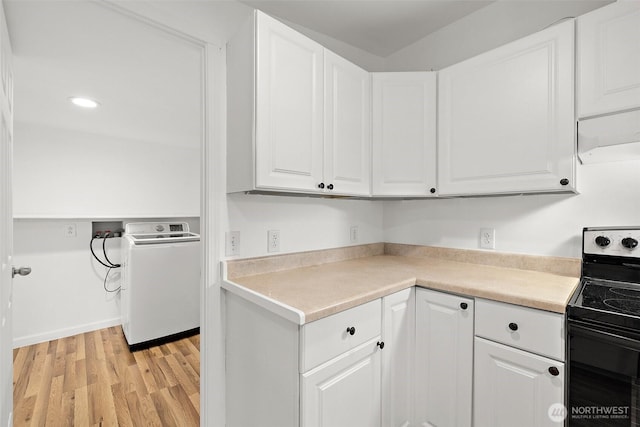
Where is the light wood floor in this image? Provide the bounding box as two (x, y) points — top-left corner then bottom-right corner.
(13, 326), (200, 426)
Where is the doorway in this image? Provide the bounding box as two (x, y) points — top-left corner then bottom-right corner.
(4, 1), (207, 424)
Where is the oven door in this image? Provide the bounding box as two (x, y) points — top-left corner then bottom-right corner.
(568, 320), (640, 426)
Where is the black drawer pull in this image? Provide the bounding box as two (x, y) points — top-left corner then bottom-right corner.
(508, 322), (518, 331)
(460, 302), (468, 310)
(377, 341), (385, 349)
(549, 366), (560, 376)
(346, 326), (355, 335)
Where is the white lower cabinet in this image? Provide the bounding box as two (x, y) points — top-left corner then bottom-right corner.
(382, 288), (415, 427)
(415, 288), (473, 427)
(473, 298), (565, 427)
(474, 337), (565, 427)
(225, 289), (412, 427)
(302, 338), (382, 427)
(226, 288), (566, 427)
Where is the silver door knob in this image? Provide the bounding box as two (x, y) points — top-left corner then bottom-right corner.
(12, 266), (31, 278)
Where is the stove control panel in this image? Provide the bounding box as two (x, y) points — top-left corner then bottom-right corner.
(584, 228), (640, 258)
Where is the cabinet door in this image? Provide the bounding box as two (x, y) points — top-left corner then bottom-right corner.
(382, 288), (414, 427)
(255, 12), (324, 192)
(324, 50), (371, 196)
(474, 337), (565, 427)
(372, 72), (437, 197)
(578, 2), (640, 118)
(415, 288), (473, 427)
(438, 20), (575, 196)
(302, 338), (382, 427)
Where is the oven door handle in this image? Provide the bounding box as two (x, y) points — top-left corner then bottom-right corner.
(570, 320), (640, 351)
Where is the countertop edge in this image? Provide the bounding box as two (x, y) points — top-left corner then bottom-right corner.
(221, 279), (306, 324)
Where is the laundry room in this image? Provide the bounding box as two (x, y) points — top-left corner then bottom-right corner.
(8, 1), (203, 348)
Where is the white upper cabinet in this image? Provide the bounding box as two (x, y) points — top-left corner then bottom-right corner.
(255, 11), (324, 192)
(438, 20), (576, 196)
(227, 11), (371, 196)
(324, 50), (371, 196)
(577, 1), (640, 119)
(372, 72), (437, 197)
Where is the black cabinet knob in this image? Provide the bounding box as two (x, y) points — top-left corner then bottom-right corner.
(508, 322), (518, 331)
(460, 302), (468, 310)
(377, 341), (385, 349)
(429, 188), (436, 194)
(327, 184), (334, 190)
(318, 183), (325, 189)
(346, 326), (355, 335)
(560, 178), (569, 186)
(548, 366), (560, 376)
(622, 237), (638, 250)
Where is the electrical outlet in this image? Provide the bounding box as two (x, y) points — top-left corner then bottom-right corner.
(226, 231), (241, 256)
(350, 226), (358, 243)
(64, 223), (77, 238)
(480, 228), (495, 250)
(267, 230), (280, 253)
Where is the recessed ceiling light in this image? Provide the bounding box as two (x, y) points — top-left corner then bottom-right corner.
(69, 97), (100, 108)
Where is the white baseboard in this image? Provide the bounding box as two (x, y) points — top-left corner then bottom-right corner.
(12, 317), (122, 348)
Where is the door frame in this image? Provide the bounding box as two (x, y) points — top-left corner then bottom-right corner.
(96, 4), (226, 424)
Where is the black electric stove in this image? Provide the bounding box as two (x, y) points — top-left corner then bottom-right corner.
(568, 227), (640, 334)
(567, 227), (640, 426)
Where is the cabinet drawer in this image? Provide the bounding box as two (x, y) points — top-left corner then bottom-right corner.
(475, 299), (565, 361)
(300, 299), (382, 372)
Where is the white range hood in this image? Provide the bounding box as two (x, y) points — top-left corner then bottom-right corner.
(578, 109), (640, 164)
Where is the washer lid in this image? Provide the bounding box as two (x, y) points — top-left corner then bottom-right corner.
(128, 232), (200, 245)
(125, 222), (199, 244)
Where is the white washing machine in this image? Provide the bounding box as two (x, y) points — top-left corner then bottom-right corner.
(121, 222), (200, 349)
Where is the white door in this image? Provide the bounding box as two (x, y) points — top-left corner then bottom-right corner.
(438, 20), (575, 196)
(0, 3), (14, 424)
(323, 50), (370, 196)
(371, 72), (437, 197)
(302, 338), (382, 427)
(415, 288), (473, 427)
(381, 288), (414, 427)
(577, 1), (640, 118)
(255, 11), (324, 193)
(474, 337), (565, 427)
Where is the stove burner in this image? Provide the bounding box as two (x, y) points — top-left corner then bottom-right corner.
(603, 299), (640, 316)
(610, 287), (640, 299)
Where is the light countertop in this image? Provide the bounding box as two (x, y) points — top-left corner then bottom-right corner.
(222, 247), (580, 324)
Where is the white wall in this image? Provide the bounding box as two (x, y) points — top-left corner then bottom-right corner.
(224, 193), (384, 259)
(12, 219), (121, 347)
(13, 122), (200, 218)
(384, 0), (612, 71)
(384, 159), (640, 258)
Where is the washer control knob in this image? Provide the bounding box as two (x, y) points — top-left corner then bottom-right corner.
(622, 237), (639, 250)
(595, 236), (611, 248)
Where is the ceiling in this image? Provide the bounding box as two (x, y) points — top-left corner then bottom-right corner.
(239, 0), (494, 57)
(4, 0), (204, 148)
(3, 0), (612, 150)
